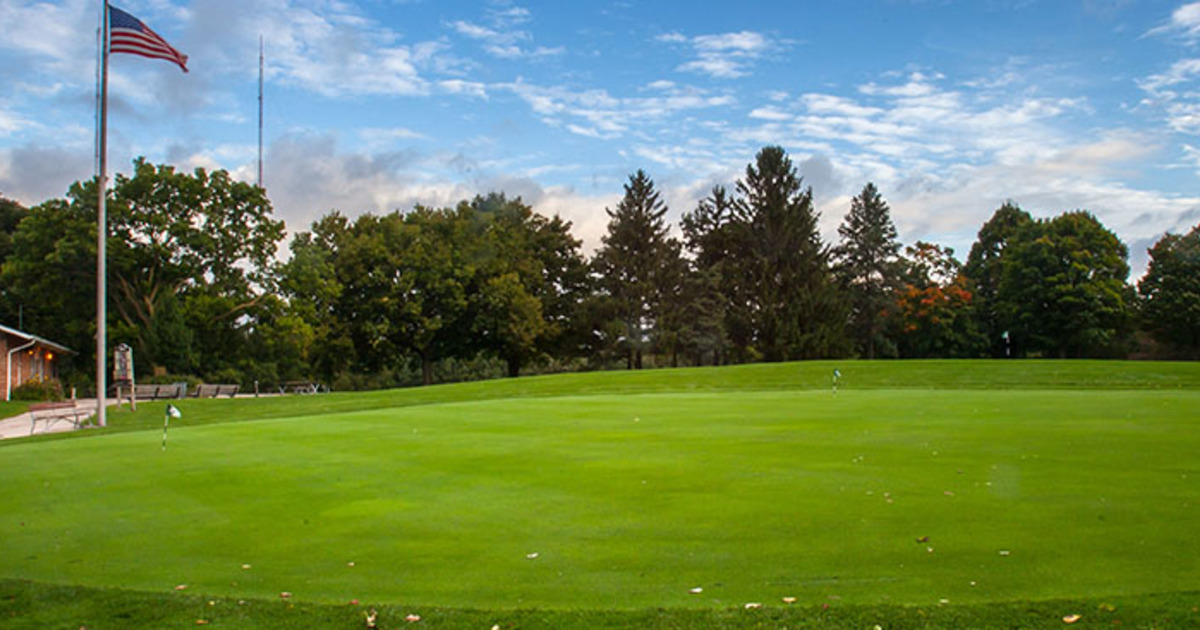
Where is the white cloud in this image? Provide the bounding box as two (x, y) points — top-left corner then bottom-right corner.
(502, 79), (734, 139)
(1184, 143), (1200, 173)
(1147, 2), (1200, 42)
(0, 144), (94, 204)
(1139, 57), (1200, 134)
(181, 0), (457, 98)
(0, 0), (96, 80)
(449, 3), (563, 60)
(661, 30), (778, 79)
(0, 108), (30, 137)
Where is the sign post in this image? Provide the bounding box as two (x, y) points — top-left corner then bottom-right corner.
(113, 343), (135, 411)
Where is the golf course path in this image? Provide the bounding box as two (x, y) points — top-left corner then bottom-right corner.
(0, 399), (101, 439)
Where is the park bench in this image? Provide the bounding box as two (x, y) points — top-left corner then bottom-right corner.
(28, 401), (87, 435)
(133, 382), (188, 400)
(192, 383), (240, 398)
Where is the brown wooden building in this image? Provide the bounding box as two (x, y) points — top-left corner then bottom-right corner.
(1, 324), (72, 401)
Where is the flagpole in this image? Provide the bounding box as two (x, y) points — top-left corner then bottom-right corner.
(96, 0), (109, 428)
(258, 35), (264, 189)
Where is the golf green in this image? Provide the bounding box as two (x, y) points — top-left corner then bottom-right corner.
(1, 386), (1197, 610)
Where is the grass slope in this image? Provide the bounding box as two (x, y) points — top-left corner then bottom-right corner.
(1, 361), (1199, 628)
(8, 359), (1199, 444)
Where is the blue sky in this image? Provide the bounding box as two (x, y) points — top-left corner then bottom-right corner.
(2, 0), (1199, 276)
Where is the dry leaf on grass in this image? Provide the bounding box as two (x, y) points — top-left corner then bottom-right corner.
(1063, 614), (1081, 624)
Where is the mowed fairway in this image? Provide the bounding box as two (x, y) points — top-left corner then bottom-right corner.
(1, 365), (1198, 614)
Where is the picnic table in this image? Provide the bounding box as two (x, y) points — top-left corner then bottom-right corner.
(279, 381), (321, 394)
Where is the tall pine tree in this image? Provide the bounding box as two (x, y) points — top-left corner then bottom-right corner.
(592, 170), (680, 369)
(736, 146), (847, 361)
(834, 182), (902, 358)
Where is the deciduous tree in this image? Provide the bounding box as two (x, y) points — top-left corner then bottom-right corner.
(1138, 224), (1200, 358)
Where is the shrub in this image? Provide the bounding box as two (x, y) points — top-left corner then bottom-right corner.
(12, 378), (65, 402)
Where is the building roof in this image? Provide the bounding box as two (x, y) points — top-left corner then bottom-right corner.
(0, 323), (74, 355)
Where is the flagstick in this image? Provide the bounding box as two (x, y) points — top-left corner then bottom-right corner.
(95, 0), (109, 428)
(162, 407), (170, 450)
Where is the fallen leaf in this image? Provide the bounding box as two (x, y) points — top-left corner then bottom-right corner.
(916, 536), (930, 543)
(195, 621), (209, 626)
(999, 550), (1011, 556)
(744, 602), (762, 609)
(927, 547), (935, 553)
(365, 609), (378, 629)
(781, 596), (796, 604)
(175, 585), (188, 591)
(279, 592), (292, 599)
(689, 587), (703, 594)
(348, 561), (355, 567)
(492, 626), (501, 630)
(242, 564), (252, 570)
(944, 491), (955, 497)
(526, 552), (539, 559)
(1098, 603), (1116, 612)
(1063, 614), (1081, 623)
(405, 613), (421, 622)
(939, 598), (950, 605)
(350, 599), (359, 605)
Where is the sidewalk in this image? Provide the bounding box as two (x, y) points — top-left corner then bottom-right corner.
(0, 399), (111, 440)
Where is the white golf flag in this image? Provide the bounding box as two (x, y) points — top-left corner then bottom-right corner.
(167, 404), (182, 419)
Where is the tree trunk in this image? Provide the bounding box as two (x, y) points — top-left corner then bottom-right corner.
(506, 356), (520, 378)
(421, 355), (433, 386)
(635, 349), (643, 370)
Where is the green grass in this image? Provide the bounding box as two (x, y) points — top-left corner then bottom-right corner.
(0, 400), (29, 420)
(1, 360), (1199, 628)
(10, 359), (1199, 443)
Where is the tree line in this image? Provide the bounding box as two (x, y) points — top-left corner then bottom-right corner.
(1, 146), (1197, 393)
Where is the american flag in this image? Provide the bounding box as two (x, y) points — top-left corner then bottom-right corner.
(108, 4), (188, 73)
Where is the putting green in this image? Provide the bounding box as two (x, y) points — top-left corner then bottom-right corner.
(1, 388), (1197, 610)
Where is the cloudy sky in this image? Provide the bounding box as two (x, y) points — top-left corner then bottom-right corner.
(2, 0), (1199, 276)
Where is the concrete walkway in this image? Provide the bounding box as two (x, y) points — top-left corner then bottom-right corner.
(0, 399), (111, 440)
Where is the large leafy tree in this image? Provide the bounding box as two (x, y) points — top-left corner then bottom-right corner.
(834, 183), (903, 358)
(736, 146), (847, 360)
(278, 213), (351, 382)
(0, 195), (30, 326)
(997, 211), (1133, 358)
(592, 170), (680, 369)
(1, 198), (96, 376)
(108, 160), (284, 376)
(470, 193), (590, 376)
(893, 242), (985, 358)
(1138, 224), (1200, 358)
(2, 160), (285, 383)
(964, 202), (1032, 356)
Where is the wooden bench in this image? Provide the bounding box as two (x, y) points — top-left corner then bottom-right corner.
(28, 401), (86, 435)
(192, 383), (240, 398)
(133, 383), (188, 400)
